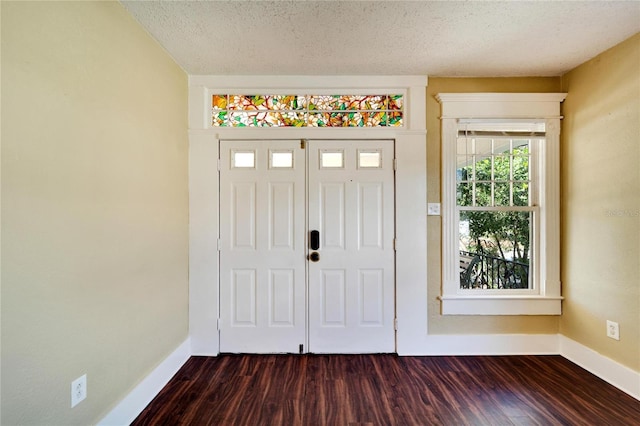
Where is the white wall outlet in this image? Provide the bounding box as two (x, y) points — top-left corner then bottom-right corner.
(71, 374), (87, 408)
(606, 320), (620, 340)
(427, 203), (441, 216)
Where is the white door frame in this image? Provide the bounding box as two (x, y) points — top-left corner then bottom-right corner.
(188, 76), (427, 355)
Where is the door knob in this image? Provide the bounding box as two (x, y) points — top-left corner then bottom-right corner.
(309, 252), (320, 262)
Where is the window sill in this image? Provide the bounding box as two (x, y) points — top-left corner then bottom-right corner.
(438, 295), (563, 315)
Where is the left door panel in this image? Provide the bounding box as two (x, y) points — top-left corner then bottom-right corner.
(219, 140), (306, 353)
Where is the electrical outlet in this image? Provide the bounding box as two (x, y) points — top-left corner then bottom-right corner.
(427, 203), (441, 216)
(71, 374), (87, 408)
(606, 320), (620, 341)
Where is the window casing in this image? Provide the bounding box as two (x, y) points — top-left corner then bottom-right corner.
(437, 93), (566, 315)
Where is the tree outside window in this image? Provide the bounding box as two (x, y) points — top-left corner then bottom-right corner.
(456, 138), (535, 289)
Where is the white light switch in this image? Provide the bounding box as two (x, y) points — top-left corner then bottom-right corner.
(427, 203), (441, 216)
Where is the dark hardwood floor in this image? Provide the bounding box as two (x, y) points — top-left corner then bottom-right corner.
(132, 354), (640, 425)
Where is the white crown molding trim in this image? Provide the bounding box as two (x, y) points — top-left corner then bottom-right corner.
(435, 93), (568, 103)
(559, 335), (640, 401)
(189, 127), (427, 139)
(436, 93), (567, 119)
(189, 75), (428, 89)
(97, 338), (192, 426)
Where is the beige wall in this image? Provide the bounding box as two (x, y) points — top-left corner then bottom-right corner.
(560, 34), (640, 371)
(1, 2), (189, 425)
(427, 78), (562, 334)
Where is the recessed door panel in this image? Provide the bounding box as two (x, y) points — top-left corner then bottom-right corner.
(359, 269), (384, 325)
(321, 269), (346, 326)
(232, 269), (256, 326)
(269, 269), (295, 326)
(321, 183), (345, 249)
(269, 183), (295, 250)
(358, 183), (384, 249)
(231, 183), (256, 249)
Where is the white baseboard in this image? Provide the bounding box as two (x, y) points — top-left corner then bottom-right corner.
(559, 335), (640, 401)
(95, 333), (639, 425)
(97, 338), (192, 426)
(405, 333), (639, 401)
(398, 334), (560, 356)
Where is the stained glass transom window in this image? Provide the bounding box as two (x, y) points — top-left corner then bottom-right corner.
(212, 94), (403, 127)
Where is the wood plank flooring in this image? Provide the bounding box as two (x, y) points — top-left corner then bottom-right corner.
(132, 354), (640, 425)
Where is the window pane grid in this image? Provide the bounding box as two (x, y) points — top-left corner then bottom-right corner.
(456, 138), (531, 208)
(458, 210), (533, 290)
(212, 94), (403, 127)
(456, 135), (537, 291)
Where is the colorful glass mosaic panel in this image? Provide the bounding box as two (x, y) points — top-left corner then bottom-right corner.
(211, 94), (403, 127)
(388, 95), (403, 110)
(213, 110), (228, 126)
(227, 111), (307, 127)
(212, 95), (227, 110)
(369, 111), (387, 127)
(307, 95), (387, 111)
(307, 113), (330, 127)
(388, 111), (403, 127)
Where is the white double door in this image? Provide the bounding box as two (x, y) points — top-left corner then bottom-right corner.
(219, 139), (395, 353)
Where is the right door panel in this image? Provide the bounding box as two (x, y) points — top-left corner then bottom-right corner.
(308, 140), (395, 353)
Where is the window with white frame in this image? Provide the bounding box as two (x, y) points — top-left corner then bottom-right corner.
(437, 93), (566, 315)
(457, 121), (542, 291)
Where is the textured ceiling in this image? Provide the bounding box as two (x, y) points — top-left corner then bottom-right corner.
(121, 1), (640, 77)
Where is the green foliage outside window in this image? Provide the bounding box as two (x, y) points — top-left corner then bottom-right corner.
(457, 142), (532, 289)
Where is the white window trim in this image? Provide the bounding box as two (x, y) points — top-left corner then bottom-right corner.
(436, 93), (567, 315)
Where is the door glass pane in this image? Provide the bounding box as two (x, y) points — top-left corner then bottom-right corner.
(270, 151), (294, 168)
(320, 151), (344, 168)
(233, 151), (255, 168)
(358, 151), (381, 168)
